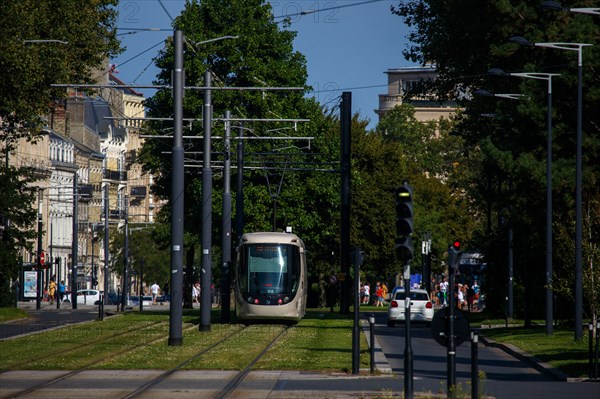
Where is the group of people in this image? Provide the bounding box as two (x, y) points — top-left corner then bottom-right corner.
(430, 277), (479, 311)
(359, 281), (388, 306)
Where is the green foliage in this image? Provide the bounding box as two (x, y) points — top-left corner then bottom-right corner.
(0, 165), (38, 306)
(109, 224), (171, 289)
(0, 0), (122, 305)
(394, 1), (600, 321)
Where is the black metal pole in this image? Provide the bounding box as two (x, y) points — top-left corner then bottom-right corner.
(589, 323), (594, 378)
(72, 175), (78, 309)
(200, 69), (213, 332)
(352, 249), (360, 374)
(369, 314), (375, 374)
(545, 78), (554, 335)
(139, 259), (144, 312)
(235, 123), (244, 244)
(56, 257), (61, 309)
(575, 59), (583, 342)
(168, 29), (185, 346)
(471, 330), (479, 399)
(404, 266), (413, 399)
(103, 183), (110, 305)
(340, 92), (351, 314)
(448, 268), (456, 397)
(221, 110), (232, 323)
(36, 190), (43, 310)
(121, 208), (128, 311)
(595, 320), (599, 379)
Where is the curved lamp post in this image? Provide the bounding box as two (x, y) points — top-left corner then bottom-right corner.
(488, 68), (559, 335)
(509, 35), (592, 341)
(540, 1), (600, 15)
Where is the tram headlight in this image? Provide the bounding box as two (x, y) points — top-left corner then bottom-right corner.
(283, 296), (290, 303)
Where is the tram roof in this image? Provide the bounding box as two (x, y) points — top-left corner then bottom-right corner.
(240, 232), (304, 246)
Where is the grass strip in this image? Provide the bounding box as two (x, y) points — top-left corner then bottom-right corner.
(481, 326), (590, 377)
(0, 307), (29, 322)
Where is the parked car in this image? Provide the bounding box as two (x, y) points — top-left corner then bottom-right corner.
(387, 287), (434, 326)
(76, 289), (101, 305)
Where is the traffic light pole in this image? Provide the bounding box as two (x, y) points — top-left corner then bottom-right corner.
(404, 263), (414, 399)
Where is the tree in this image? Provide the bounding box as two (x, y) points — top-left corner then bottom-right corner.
(393, 1), (600, 320)
(139, 0), (333, 300)
(0, 0), (122, 306)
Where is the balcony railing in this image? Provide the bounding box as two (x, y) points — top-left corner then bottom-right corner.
(103, 169), (127, 181)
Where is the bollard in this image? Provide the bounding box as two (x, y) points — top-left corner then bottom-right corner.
(369, 314), (375, 374)
(589, 323), (594, 379)
(98, 293), (104, 321)
(595, 321), (599, 379)
(471, 330), (479, 399)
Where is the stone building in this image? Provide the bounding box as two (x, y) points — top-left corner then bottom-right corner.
(375, 65), (459, 123)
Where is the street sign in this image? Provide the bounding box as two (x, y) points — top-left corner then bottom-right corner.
(39, 251), (45, 266)
(431, 308), (470, 347)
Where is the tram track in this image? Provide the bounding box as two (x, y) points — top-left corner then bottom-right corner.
(0, 320), (163, 373)
(119, 324), (290, 399)
(6, 321), (178, 398)
(3, 323), (292, 399)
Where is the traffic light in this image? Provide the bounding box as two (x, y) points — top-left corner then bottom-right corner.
(395, 182), (413, 263)
(448, 240), (462, 273)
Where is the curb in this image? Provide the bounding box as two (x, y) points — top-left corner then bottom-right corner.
(361, 319), (393, 374)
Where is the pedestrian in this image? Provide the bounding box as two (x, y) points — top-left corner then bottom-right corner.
(466, 283), (475, 312)
(363, 282), (370, 305)
(58, 280), (66, 302)
(150, 282), (160, 304)
(439, 277), (449, 306)
(192, 282), (199, 304)
(48, 278), (56, 305)
(375, 282), (384, 307)
(381, 282), (388, 305)
(162, 282), (169, 301)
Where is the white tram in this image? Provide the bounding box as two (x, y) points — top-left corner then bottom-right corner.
(235, 232), (308, 323)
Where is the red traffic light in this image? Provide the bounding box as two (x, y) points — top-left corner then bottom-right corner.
(452, 241), (461, 250)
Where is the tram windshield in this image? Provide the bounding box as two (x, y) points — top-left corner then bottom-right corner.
(239, 243), (301, 296)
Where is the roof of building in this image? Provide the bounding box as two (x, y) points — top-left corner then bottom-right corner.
(109, 73), (143, 97)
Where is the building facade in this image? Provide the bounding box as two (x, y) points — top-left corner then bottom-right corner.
(376, 65), (459, 123)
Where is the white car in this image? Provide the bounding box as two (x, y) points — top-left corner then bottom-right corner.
(387, 288), (434, 326)
(75, 289), (101, 305)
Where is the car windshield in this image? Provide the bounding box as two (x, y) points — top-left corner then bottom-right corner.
(394, 291), (429, 301)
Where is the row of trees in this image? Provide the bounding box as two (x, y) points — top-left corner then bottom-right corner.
(0, 0), (121, 306)
(392, 0), (600, 322)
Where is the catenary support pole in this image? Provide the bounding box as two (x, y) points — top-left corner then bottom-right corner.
(169, 29), (184, 346)
(103, 183), (109, 305)
(72, 175), (78, 309)
(340, 92), (351, 314)
(200, 69), (213, 332)
(221, 110), (232, 323)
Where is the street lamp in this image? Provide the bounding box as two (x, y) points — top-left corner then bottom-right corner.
(472, 89), (523, 100)
(509, 35), (592, 341)
(23, 39), (69, 45)
(488, 68), (559, 335)
(539, 1), (600, 15)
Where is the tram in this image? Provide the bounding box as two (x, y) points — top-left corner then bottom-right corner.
(235, 231), (308, 323)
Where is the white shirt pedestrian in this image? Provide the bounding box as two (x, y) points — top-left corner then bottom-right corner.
(151, 282), (160, 304)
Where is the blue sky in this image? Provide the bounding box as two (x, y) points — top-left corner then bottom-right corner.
(111, 0), (414, 129)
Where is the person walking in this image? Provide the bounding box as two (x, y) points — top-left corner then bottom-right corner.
(48, 278), (56, 305)
(150, 282), (160, 305)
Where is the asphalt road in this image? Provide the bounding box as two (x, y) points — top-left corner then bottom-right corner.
(373, 312), (600, 399)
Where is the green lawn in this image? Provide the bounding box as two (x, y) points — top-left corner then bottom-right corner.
(0, 309), (369, 372)
(0, 307), (28, 322)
